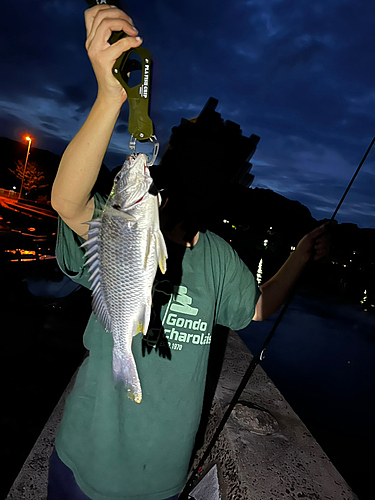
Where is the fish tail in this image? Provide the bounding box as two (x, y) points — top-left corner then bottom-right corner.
(112, 349), (142, 404)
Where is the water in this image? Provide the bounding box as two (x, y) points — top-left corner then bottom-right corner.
(238, 290), (375, 500)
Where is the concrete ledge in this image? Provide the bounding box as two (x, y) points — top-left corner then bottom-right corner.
(6, 332), (358, 499)
(190, 330), (358, 500)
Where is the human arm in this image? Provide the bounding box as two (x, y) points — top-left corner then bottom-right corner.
(51, 4), (141, 237)
(252, 223), (330, 321)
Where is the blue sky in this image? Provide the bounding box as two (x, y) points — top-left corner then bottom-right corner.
(1, 0), (375, 227)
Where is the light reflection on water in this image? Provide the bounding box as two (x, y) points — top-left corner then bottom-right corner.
(5, 249), (36, 256)
(1, 208), (56, 262)
(4, 248), (55, 262)
(3, 246), (55, 261)
(9, 256), (55, 262)
(256, 258), (263, 284)
(360, 288), (374, 312)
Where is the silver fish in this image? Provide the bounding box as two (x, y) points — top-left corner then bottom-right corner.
(82, 153), (168, 403)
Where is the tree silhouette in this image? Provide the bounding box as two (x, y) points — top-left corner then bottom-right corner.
(9, 160), (49, 194)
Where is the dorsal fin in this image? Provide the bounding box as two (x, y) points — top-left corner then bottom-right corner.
(81, 218), (111, 332)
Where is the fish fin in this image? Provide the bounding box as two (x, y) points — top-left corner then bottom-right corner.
(133, 298), (152, 337)
(105, 206), (136, 222)
(135, 323), (144, 336)
(155, 230), (168, 274)
(112, 347), (142, 404)
(143, 228), (152, 269)
(143, 299), (152, 337)
(83, 219), (111, 332)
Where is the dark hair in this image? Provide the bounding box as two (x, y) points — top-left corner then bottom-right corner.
(150, 97), (260, 241)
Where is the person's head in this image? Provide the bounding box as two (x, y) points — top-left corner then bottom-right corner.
(152, 109), (233, 244)
(150, 97), (259, 242)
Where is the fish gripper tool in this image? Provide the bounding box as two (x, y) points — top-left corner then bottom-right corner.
(85, 0), (159, 166)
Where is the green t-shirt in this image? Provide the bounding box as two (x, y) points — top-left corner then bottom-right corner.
(55, 193), (260, 500)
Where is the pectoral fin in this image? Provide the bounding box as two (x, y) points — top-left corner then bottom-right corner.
(105, 206), (136, 222)
(155, 230), (168, 274)
(134, 298), (152, 337)
(144, 228), (152, 269)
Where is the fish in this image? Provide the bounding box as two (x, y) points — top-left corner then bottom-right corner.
(81, 152), (168, 403)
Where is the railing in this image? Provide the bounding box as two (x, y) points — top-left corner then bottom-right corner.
(0, 188), (19, 199)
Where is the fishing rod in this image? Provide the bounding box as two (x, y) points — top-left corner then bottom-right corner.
(178, 136), (375, 500)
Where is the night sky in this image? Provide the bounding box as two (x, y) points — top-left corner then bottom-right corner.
(1, 0), (375, 228)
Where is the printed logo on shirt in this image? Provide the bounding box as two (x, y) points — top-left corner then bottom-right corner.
(144, 283), (211, 353)
(162, 285), (211, 351)
(169, 286), (198, 316)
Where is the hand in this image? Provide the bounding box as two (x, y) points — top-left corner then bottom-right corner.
(84, 5), (142, 106)
(295, 222), (333, 263)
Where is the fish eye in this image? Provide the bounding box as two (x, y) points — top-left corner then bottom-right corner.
(114, 174), (121, 183)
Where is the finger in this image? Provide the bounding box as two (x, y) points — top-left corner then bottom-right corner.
(314, 241), (329, 258)
(311, 224), (327, 238)
(88, 18), (139, 53)
(314, 236), (329, 248)
(312, 222), (334, 243)
(85, 5), (113, 39)
(105, 5), (135, 27)
(85, 5), (134, 33)
(105, 35), (143, 61)
(87, 7), (137, 48)
(318, 220), (336, 235)
(314, 244), (327, 255)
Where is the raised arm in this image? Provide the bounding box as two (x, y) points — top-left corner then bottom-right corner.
(51, 4), (142, 237)
(252, 223), (330, 321)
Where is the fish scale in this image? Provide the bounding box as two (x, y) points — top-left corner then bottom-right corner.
(82, 153), (168, 403)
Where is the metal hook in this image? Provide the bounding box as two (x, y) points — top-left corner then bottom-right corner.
(129, 135), (159, 166)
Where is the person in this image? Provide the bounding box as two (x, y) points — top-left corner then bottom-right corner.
(49, 4), (330, 500)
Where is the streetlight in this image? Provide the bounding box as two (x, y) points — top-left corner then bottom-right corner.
(19, 135), (32, 200)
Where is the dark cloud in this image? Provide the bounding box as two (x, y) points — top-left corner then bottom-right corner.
(38, 116), (60, 124)
(115, 123), (129, 135)
(40, 122), (61, 132)
(1, 0), (375, 227)
(60, 85), (93, 112)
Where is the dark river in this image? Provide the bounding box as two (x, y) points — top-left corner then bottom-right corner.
(239, 289), (375, 500)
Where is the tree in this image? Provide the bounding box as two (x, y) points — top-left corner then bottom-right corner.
(9, 160), (49, 194)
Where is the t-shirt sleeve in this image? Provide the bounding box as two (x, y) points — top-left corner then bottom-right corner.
(215, 242), (261, 331)
(55, 193), (106, 289)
